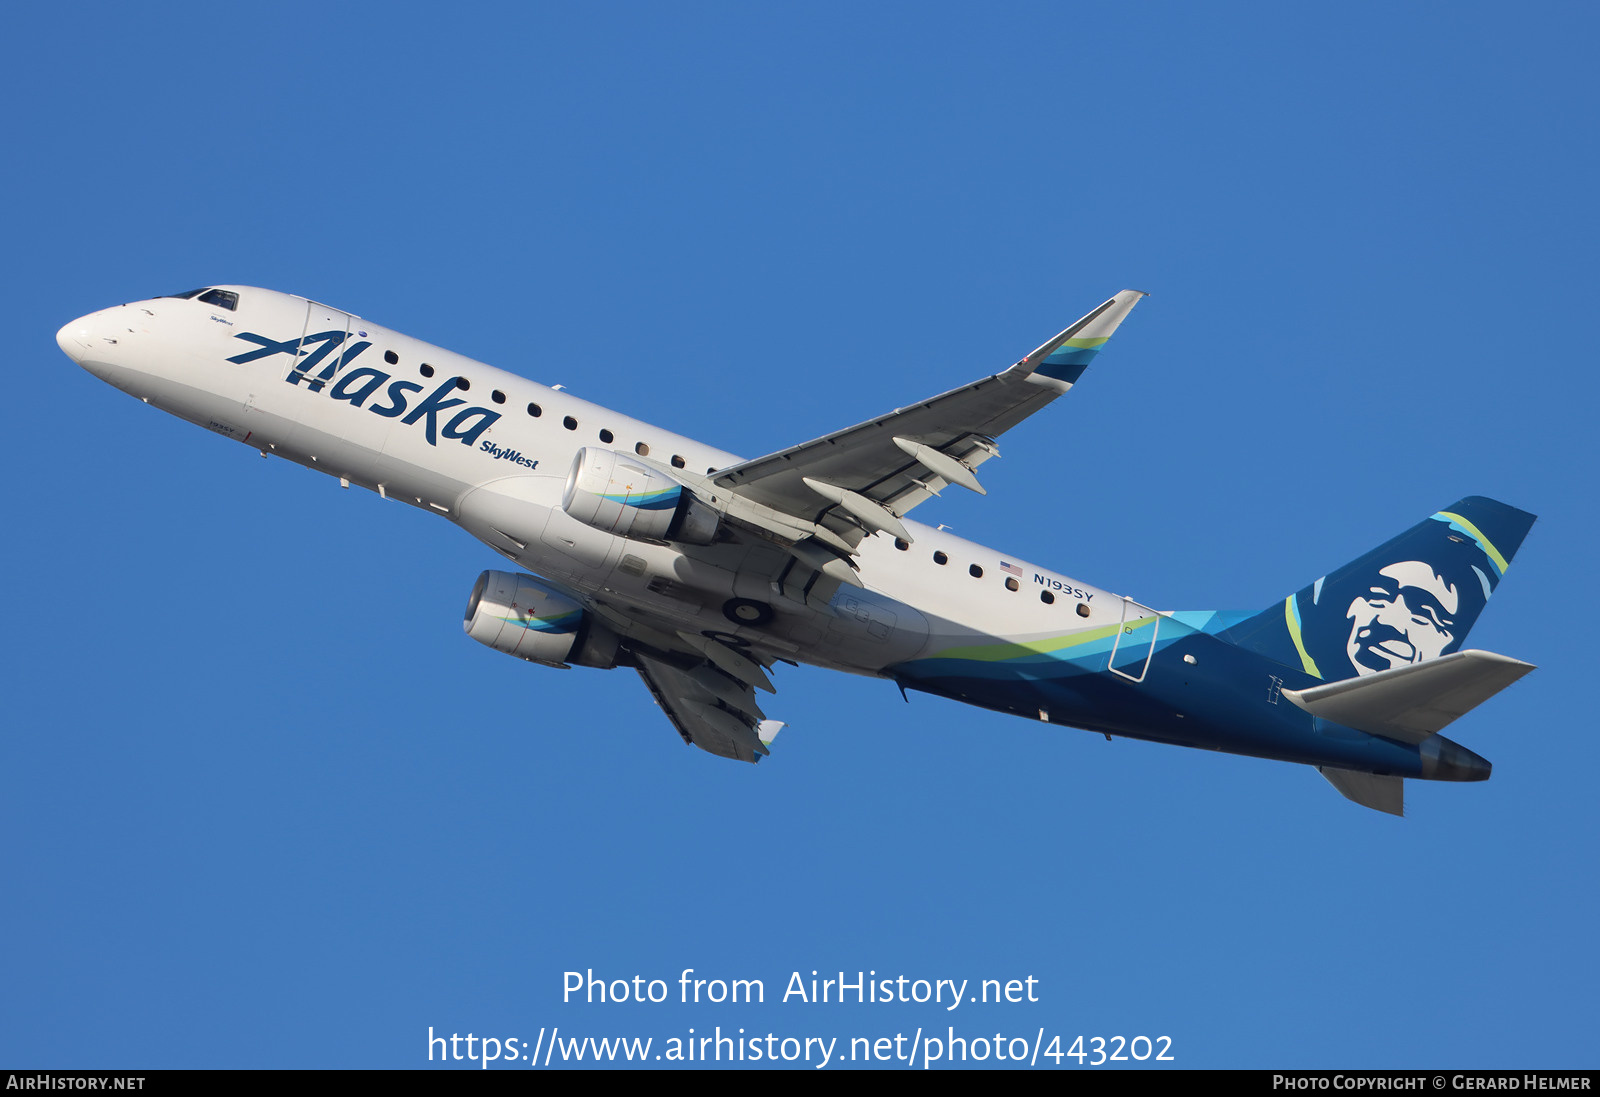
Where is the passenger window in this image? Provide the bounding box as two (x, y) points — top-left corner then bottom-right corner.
(420, 363), (435, 378)
(894, 539), (909, 551)
(384, 350), (399, 365)
(635, 442), (650, 456)
(454, 377), (470, 391)
(527, 403), (542, 417)
(1005, 577), (1019, 591)
(197, 289), (238, 311)
(564, 416), (578, 431)
(671, 455), (686, 469)
(599, 429), (614, 443)
(1077, 603), (1091, 618)
(933, 551), (948, 565)
(1040, 590), (1055, 605)
(969, 564), (983, 578)
(491, 390), (506, 404)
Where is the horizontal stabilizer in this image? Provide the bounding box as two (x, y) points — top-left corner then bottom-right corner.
(1319, 767), (1404, 816)
(1283, 649), (1534, 744)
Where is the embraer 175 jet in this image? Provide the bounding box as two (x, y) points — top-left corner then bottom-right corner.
(57, 287), (1536, 815)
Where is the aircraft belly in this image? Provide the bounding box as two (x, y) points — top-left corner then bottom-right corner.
(822, 588), (931, 669)
(132, 372), (262, 446)
(457, 523), (930, 674)
(456, 475), (562, 556)
(257, 418), (465, 509)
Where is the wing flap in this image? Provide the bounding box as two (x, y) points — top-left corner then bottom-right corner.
(634, 651), (776, 763)
(1283, 649), (1535, 744)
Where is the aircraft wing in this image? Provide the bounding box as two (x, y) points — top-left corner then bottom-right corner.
(633, 649), (784, 763)
(583, 597), (787, 763)
(709, 290), (1145, 553)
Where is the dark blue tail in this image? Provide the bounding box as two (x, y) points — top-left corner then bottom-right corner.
(1219, 497), (1536, 682)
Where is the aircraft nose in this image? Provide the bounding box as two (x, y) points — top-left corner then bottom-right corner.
(57, 307), (138, 385)
(56, 316), (92, 362)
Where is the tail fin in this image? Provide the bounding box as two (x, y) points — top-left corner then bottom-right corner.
(1220, 496), (1536, 682)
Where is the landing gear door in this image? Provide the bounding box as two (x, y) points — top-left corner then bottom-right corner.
(1108, 596), (1161, 683)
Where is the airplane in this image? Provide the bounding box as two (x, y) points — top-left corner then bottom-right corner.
(56, 286), (1536, 815)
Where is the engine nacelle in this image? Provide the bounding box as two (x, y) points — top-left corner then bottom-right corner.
(562, 447), (719, 545)
(462, 570), (620, 668)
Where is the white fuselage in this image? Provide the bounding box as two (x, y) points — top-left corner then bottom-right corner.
(60, 284), (1526, 808)
(58, 287), (1126, 679)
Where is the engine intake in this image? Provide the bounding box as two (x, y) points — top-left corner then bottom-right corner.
(462, 570), (620, 668)
(563, 447), (718, 545)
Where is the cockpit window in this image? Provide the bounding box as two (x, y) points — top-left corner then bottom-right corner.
(163, 289), (207, 299)
(197, 289), (239, 311)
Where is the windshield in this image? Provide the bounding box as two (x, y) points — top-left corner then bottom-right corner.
(197, 289), (238, 311)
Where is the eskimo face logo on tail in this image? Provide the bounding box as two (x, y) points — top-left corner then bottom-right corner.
(227, 330), (501, 447)
(1341, 561), (1459, 675)
(1293, 514), (1505, 679)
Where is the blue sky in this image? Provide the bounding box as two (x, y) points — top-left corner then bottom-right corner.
(3, 1), (1595, 1069)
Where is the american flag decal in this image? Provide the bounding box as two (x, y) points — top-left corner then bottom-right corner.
(1000, 561), (1024, 576)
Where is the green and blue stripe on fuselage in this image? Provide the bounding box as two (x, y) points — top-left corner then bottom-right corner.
(889, 609), (1470, 778)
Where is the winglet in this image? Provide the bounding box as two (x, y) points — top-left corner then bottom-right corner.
(1015, 289), (1147, 392)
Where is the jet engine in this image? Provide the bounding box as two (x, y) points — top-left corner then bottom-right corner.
(562, 447), (719, 545)
(462, 570), (620, 668)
